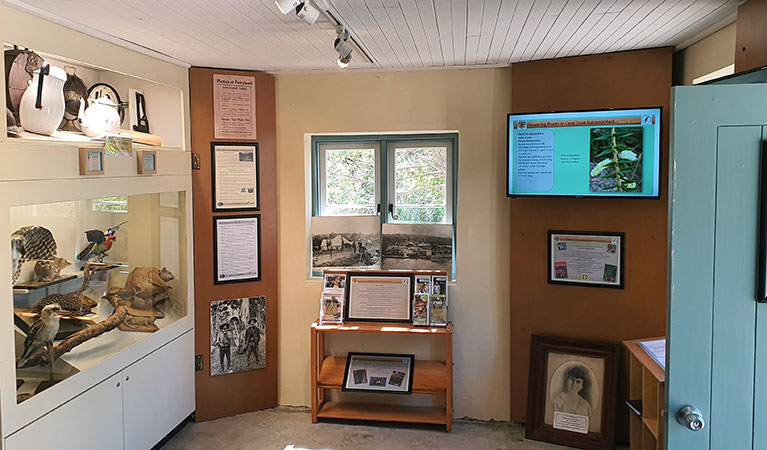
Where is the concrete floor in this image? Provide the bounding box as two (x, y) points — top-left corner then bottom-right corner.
(160, 407), (579, 450)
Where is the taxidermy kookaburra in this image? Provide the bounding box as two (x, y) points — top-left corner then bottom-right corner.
(76, 221), (127, 263)
(17, 304), (62, 368)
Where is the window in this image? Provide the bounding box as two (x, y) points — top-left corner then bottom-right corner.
(313, 134), (456, 224)
(312, 133), (458, 276)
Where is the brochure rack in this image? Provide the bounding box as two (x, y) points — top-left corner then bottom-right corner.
(310, 321), (453, 431)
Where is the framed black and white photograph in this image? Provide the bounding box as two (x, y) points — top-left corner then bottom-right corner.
(548, 231), (624, 289)
(210, 296), (266, 376)
(212, 142), (259, 212)
(345, 272), (413, 322)
(342, 353), (415, 394)
(381, 223), (453, 273)
(311, 216), (381, 271)
(526, 335), (619, 450)
(214, 215), (261, 284)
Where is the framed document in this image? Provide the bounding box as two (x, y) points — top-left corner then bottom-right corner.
(345, 272), (413, 322)
(342, 353), (415, 394)
(136, 149), (157, 174)
(78, 147), (104, 176)
(213, 215), (261, 284)
(548, 231), (624, 289)
(211, 142), (260, 212)
(213, 74), (257, 140)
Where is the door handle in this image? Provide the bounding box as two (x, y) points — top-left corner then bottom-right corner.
(676, 405), (705, 431)
(758, 140), (767, 302)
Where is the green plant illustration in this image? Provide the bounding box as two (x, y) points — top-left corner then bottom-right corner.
(589, 127), (643, 193)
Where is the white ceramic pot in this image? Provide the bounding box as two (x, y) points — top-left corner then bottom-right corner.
(79, 97), (121, 138)
(19, 63), (66, 136)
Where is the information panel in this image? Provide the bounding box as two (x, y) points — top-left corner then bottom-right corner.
(508, 108), (661, 197)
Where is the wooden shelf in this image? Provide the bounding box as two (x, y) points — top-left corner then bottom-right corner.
(624, 337), (665, 450)
(312, 321), (452, 335)
(311, 304), (453, 432)
(317, 402), (447, 426)
(318, 356), (447, 394)
(643, 417), (659, 438)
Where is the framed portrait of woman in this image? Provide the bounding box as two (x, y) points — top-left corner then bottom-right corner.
(526, 335), (620, 450)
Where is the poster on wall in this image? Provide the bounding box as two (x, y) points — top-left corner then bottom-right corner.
(213, 74), (257, 139)
(381, 223), (452, 274)
(548, 231), (624, 289)
(311, 216), (381, 271)
(210, 296), (266, 376)
(211, 142), (259, 211)
(214, 215), (261, 284)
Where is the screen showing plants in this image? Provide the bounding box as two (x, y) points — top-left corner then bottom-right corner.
(507, 108), (661, 197)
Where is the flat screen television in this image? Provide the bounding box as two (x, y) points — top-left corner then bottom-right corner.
(507, 107), (662, 198)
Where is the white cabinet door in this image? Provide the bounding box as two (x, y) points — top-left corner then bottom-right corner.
(122, 331), (194, 450)
(5, 373), (124, 450)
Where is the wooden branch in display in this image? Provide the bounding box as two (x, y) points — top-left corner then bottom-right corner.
(19, 294), (127, 368)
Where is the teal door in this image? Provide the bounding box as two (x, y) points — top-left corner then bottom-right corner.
(667, 84), (767, 449)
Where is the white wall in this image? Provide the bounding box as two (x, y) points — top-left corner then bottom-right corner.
(276, 68), (512, 420)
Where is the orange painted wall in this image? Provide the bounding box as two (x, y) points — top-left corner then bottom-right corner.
(509, 48), (672, 437)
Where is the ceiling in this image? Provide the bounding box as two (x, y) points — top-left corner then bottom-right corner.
(6, 0), (743, 72)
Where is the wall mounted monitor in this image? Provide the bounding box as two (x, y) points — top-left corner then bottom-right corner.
(507, 107), (662, 198)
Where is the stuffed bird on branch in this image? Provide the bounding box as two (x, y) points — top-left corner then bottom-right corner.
(76, 221), (127, 263)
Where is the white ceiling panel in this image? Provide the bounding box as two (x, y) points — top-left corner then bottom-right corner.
(3, 0), (743, 72)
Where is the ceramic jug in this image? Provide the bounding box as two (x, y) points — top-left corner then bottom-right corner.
(78, 97), (121, 138)
(19, 63), (66, 136)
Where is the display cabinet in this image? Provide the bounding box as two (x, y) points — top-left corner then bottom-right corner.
(0, 5), (194, 447)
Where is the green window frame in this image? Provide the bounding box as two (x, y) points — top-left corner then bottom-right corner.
(311, 133), (459, 277)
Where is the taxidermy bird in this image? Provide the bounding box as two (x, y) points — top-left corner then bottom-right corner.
(11, 225), (58, 285)
(17, 304), (62, 369)
(33, 264), (94, 316)
(76, 221), (127, 263)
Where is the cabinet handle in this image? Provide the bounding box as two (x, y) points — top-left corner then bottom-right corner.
(125, 376), (130, 381)
(758, 140), (767, 302)
(116, 382), (120, 388)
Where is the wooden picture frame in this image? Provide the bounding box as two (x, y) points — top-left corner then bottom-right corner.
(136, 149), (157, 174)
(342, 352), (415, 394)
(211, 142), (260, 212)
(78, 147), (104, 176)
(213, 215), (261, 285)
(344, 272), (413, 322)
(526, 335), (619, 450)
(548, 230), (625, 289)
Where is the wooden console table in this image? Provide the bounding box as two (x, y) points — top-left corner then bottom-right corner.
(310, 321), (453, 431)
(624, 337), (665, 450)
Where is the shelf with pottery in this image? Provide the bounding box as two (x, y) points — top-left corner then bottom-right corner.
(3, 43), (185, 151)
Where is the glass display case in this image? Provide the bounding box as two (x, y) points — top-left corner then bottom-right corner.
(11, 192), (188, 403)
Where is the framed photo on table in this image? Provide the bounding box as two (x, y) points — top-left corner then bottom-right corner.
(342, 353), (415, 394)
(548, 231), (624, 289)
(211, 142), (260, 212)
(526, 335), (619, 450)
(213, 215), (261, 284)
(344, 272), (413, 322)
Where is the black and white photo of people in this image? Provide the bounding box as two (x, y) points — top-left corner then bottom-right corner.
(210, 296), (266, 376)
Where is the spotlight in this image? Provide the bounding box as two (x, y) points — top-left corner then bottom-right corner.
(275, 0), (301, 14)
(334, 26), (352, 68)
(296, 2), (320, 25)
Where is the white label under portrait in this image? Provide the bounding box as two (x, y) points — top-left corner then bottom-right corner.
(553, 411), (589, 434)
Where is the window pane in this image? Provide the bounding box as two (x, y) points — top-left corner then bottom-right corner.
(325, 149), (376, 215)
(394, 147), (447, 223)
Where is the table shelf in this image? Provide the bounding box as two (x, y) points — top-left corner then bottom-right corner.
(311, 320), (453, 431)
(624, 337), (665, 450)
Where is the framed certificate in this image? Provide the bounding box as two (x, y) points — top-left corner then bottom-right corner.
(342, 353), (415, 394)
(213, 215), (261, 284)
(211, 142), (260, 212)
(345, 272), (413, 322)
(548, 231), (624, 289)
